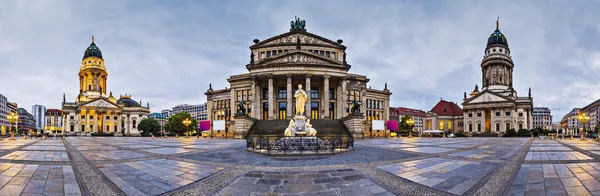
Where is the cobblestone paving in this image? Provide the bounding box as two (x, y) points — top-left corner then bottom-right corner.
(7, 137), (600, 195)
(378, 158), (499, 195)
(97, 159), (224, 195)
(216, 169), (392, 196)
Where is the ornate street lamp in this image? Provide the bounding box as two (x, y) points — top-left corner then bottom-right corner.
(578, 112), (590, 140)
(406, 117), (415, 138)
(182, 118), (192, 138)
(6, 112), (18, 140)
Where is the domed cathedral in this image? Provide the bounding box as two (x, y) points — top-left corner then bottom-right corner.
(461, 18), (533, 133)
(61, 36), (150, 136)
(205, 17), (392, 138)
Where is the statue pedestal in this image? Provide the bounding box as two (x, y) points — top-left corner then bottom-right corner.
(294, 116), (306, 132)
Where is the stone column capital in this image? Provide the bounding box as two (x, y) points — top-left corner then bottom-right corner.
(305, 74), (312, 78)
(323, 75), (330, 79)
(286, 73), (293, 78)
(266, 74), (274, 79)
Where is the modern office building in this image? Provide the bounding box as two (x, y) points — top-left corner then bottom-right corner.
(172, 104), (208, 121)
(532, 107), (552, 130)
(161, 109), (172, 117)
(32, 104), (47, 130)
(17, 108), (35, 132)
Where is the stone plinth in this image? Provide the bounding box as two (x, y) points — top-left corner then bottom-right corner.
(233, 115), (256, 139)
(342, 115), (364, 139)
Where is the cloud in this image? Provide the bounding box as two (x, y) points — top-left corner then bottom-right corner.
(0, 0), (599, 121)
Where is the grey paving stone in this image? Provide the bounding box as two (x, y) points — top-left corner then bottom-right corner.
(229, 182), (273, 192)
(336, 184), (389, 196)
(217, 187), (252, 196)
(545, 177), (563, 187)
(257, 178), (283, 185)
(272, 184), (326, 193)
(314, 177), (343, 184)
(545, 185), (568, 196)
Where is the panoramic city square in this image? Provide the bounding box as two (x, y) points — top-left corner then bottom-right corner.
(2, 137), (600, 195)
(2, 0), (600, 196)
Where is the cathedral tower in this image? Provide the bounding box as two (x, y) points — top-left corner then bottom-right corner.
(481, 18), (514, 91)
(79, 35), (107, 100)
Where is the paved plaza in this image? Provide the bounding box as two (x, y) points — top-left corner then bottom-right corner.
(4, 137), (600, 195)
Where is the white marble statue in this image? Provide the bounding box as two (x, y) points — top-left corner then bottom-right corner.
(305, 119), (317, 136)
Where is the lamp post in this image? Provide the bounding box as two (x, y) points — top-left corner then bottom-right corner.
(406, 117), (415, 138)
(182, 118), (191, 138)
(578, 112), (590, 141)
(7, 112), (18, 140)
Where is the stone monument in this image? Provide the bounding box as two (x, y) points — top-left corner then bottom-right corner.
(283, 84), (317, 137)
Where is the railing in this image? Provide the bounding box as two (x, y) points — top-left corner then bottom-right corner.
(246, 136), (354, 154)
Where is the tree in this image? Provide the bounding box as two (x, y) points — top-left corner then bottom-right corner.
(164, 112), (198, 136)
(398, 115), (414, 136)
(138, 118), (161, 137)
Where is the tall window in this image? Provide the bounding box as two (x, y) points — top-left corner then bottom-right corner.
(506, 123), (510, 131)
(468, 124), (472, 132)
(329, 102), (335, 119)
(448, 121), (452, 130)
(81, 125), (85, 132)
(133, 120), (136, 128)
(311, 87), (319, 99)
(477, 124), (481, 132)
(439, 120), (444, 130)
(262, 88), (268, 100)
(237, 91), (242, 101)
(496, 123), (500, 132)
(278, 88), (286, 99)
(266, 51), (271, 57)
(263, 102), (269, 120)
(329, 88), (335, 100)
(519, 124), (523, 130)
(311, 102), (319, 119)
(278, 102), (286, 119)
(427, 121), (431, 129)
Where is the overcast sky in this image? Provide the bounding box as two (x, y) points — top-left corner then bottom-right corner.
(1, 0), (599, 122)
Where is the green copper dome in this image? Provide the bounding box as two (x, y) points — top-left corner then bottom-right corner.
(487, 29), (508, 47)
(83, 37), (103, 60)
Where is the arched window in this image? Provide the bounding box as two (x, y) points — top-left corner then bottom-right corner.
(88, 85), (91, 90)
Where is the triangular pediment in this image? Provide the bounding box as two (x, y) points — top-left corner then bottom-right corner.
(465, 91), (511, 104)
(82, 98), (120, 108)
(251, 31), (343, 49)
(258, 50), (344, 66)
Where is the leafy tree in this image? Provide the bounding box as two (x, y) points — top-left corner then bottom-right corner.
(138, 118), (161, 137)
(164, 112), (198, 136)
(505, 129), (517, 137)
(517, 129), (530, 137)
(398, 115), (413, 131)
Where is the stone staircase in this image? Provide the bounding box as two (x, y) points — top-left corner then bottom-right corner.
(246, 119), (352, 138)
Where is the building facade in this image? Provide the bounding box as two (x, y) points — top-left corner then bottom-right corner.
(32, 104), (46, 130)
(532, 107), (552, 130)
(45, 109), (63, 133)
(62, 36), (150, 136)
(0, 94), (9, 134)
(172, 104), (207, 121)
(161, 109), (172, 117)
(560, 108), (580, 135)
(462, 20), (533, 133)
(390, 107), (425, 133)
(580, 99), (600, 130)
(205, 18), (391, 138)
(423, 100), (464, 133)
(8, 102), (17, 113)
(17, 108), (35, 133)
(149, 113), (168, 129)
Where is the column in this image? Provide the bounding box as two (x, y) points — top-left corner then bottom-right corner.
(268, 76), (274, 119)
(341, 79), (347, 117)
(255, 82), (261, 119)
(323, 75), (330, 119)
(230, 88), (236, 118)
(250, 78), (256, 118)
(305, 75), (311, 118)
(286, 74), (292, 118)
